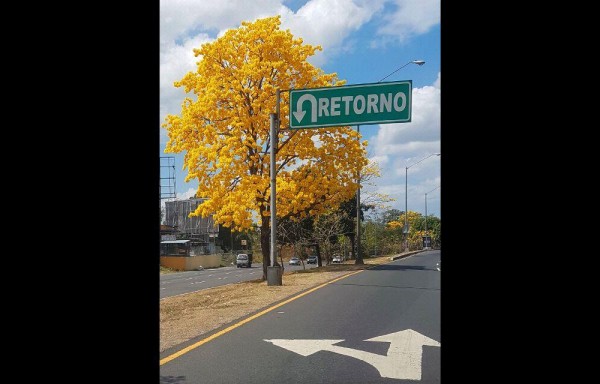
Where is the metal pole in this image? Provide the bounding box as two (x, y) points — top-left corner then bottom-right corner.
(267, 90), (283, 286)
(270, 112), (277, 267)
(276, 89), (281, 122)
(356, 125), (362, 264)
(404, 165), (408, 252)
(403, 154), (439, 252)
(376, 60), (426, 254)
(424, 185), (439, 250)
(425, 193), (428, 249)
(378, 60), (426, 83)
(425, 193), (428, 235)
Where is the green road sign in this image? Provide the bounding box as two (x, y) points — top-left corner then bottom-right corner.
(289, 81), (412, 129)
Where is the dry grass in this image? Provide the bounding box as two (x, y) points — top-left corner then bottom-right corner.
(160, 255), (395, 352)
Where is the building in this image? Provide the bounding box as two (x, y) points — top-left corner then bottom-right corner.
(160, 224), (179, 241)
(164, 198), (219, 254)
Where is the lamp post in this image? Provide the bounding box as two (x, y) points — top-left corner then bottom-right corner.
(355, 124), (362, 264)
(378, 60), (426, 82)
(404, 153), (440, 252)
(424, 185), (440, 249)
(354, 59), (426, 264)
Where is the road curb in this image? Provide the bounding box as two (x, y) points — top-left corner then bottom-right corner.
(389, 250), (425, 261)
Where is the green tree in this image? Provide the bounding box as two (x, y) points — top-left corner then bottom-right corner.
(382, 209), (402, 224)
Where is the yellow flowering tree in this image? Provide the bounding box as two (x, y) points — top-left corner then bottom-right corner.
(387, 210), (423, 251)
(163, 16), (368, 280)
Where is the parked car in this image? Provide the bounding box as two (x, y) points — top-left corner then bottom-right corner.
(307, 255), (318, 264)
(332, 255), (343, 263)
(289, 257), (301, 266)
(236, 253), (252, 268)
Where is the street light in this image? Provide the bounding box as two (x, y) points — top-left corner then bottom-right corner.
(376, 58), (428, 252)
(354, 59), (426, 264)
(378, 60), (426, 83)
(404, 153), (441, 252)
(424, 186), (440, 249)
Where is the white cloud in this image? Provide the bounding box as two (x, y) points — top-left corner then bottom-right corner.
(160, 33), (214, 145)
(374, 0), (440, 45)
(366, 72), (441, 216)
(160, 0), (286, 46)
(280, 0), (385, 66)
(369, 154), (389, 168)
(180, 187), (199, 199)
(371, 72), (440, 158)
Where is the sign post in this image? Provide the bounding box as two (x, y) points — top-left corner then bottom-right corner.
(271, 81), (414, 278)
(289, 81), (412, 129)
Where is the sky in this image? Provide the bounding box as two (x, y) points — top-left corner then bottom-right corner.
(159, 0), (441, 220)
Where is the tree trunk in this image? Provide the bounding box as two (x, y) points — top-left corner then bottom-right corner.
(314, 243), (322, 267)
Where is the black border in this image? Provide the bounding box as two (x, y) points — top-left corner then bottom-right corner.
(45, 3), (161, 380)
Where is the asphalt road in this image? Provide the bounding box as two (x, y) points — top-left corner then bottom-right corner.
(160, 249), (441, 383)
(160, 261), (319, 299)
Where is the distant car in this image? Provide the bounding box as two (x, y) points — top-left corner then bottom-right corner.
(289, 257), (301, 266)
(307, 255), (318, 264)
(236, 253), (251, 268)
(332, 256), (342, 263)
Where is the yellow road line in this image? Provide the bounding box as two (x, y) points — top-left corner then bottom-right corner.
(160, 269), (364, 365)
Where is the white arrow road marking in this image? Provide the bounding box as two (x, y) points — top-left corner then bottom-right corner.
(265, 329), (439, 381)
(293, 94), (317, 123)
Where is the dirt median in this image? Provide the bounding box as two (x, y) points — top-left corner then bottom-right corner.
(160, 256), (399, 352)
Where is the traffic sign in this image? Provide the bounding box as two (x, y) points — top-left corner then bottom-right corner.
(289, 81), (412, 129)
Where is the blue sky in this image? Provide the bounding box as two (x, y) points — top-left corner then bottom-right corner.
(160, 0), (441, 220)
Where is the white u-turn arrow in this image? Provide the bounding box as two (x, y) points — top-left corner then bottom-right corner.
(265, 329), (440, 381)
(293, 94), (317, 123)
